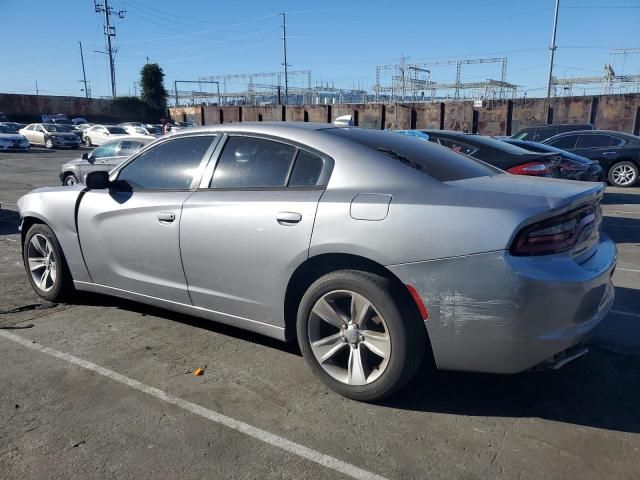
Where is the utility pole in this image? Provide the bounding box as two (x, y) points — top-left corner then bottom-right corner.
(79, 41), (89, 98)
(280, 12), (289, 104)
(34, 80), (39, 96)
(94, 0), (125, 98)
(546, 0), (560, 98)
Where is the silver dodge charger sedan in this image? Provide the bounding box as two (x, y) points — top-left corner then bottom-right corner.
(17, 123), (616, 401)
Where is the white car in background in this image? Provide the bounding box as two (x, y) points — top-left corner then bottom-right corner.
(0, 124), (30, 151)
(19, 123), (81, 149)
(119, 124), (162, 138)
(82, 125), (130, 147)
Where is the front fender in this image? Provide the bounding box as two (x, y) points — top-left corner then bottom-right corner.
(18, 186), (91, 282)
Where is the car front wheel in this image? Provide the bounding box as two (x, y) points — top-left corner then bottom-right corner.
(63, 174), (79, 186)
(23, 223), (73, 302)
(297, 270), (426, 401)
(83, 136), (92, 147)
(45, 138), (54, 149)
(608, 161), (638, 187)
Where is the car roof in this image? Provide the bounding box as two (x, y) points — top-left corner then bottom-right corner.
(546, 129), (639, 141)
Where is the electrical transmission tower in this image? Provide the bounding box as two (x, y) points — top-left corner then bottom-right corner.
(94, 0), (125, 98)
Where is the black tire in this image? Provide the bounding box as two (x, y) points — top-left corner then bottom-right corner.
(83, 136), (92, 147)
(607, 161), (638, 188)
(297, 270), (426, 402)
(22, 223), (74, 302)
(63, 174), (79, 186)
(44, 137), (54, 149)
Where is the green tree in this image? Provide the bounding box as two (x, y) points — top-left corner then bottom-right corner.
(140, 63), (168, 112)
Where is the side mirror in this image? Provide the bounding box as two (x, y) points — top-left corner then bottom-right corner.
(82, 152), (89, 160)
(85, 171), (110, 189)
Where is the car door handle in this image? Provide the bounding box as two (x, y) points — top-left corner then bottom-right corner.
(602, 151), (617, 156)
(157, 212), (176, 223)
(276, 211), (302, 225)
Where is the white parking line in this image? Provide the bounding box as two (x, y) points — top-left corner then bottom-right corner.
(0, 330), (388, 480)
(610, 310), (640, 319)
(617, 267), (640, 274)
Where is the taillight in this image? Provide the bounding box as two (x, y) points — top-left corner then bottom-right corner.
(510, 203), (601, 256)
(507, 162), (550, 176)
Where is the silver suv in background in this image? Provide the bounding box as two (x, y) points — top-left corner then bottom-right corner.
(60, 136), (153, 185)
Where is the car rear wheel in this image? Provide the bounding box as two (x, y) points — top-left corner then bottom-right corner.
(63, 174), (79, 186)
(608, 161), (638, 187)
(45, 138), (54, 149)
(297, 270), (425, 401)
(23, 224), (73, 302)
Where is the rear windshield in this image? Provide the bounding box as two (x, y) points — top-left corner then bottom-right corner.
(326, 128), (500, 181)
(107, 126), (127, 134)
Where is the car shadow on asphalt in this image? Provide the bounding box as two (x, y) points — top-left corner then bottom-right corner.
(74, 292), (302, 356)
(602, 191), (640, 205)
(386, 347), (640, 434)
(602, 216), (640, 243)
(74, 291), (639, 434)
(0, 209), (20, 235)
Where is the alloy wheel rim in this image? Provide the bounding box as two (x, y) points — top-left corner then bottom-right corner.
(65, 176), (77, 186)
(612, 165), (636, 186)
(308, 290), (391, 386)
(27, 234), (57, 292)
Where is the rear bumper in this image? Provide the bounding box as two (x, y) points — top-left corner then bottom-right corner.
(388, 233), (616, 373)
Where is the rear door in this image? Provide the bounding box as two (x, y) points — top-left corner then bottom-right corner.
(77, 134), (218, 303)
(180, 134), (332, 327)
(572, 133), (625, 169)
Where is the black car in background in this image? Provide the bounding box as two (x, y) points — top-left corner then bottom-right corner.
(511, 123), (594, 142)
(407, 130), (565, 178)
(542, 130), (640, 187)
(504, 139), (602, 182)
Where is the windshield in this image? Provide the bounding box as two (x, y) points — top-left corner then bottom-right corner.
(107, 126), (127, 134)
(146, 126), (162, 134)
(435, 133), (533, 155)
(327, 128), (500, 181)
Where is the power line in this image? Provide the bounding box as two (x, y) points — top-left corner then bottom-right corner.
(94, 0), (126, 98)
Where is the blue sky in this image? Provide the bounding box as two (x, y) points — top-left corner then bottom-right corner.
(2, 0), (639, 99)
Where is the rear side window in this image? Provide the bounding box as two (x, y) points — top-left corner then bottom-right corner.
(577, 134), (624, 148)
(289, 150), (326, 187)
(327, 128), (500, 181)
(547, 135), (578, 150)
(117, 135), (215, 190)
(211, 136), (297, 188)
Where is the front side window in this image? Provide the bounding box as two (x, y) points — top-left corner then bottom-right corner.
(117, 135), (215, 190)
(547, 135), (578, 150)
(119, 140), (145, 157)
(210, 136), (297, 188)
(92, 142), (120, 159)
(513, 128), (534, 140)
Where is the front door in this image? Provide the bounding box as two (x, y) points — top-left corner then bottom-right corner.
(77, 134), (218, 303)
(180, 135), (331, 327)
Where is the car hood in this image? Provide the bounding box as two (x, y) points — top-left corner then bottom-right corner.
(0, 133), (25, 141)
(62, 158), (87, 167)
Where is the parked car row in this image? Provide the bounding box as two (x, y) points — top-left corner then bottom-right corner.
(396, 126), (639, 187)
